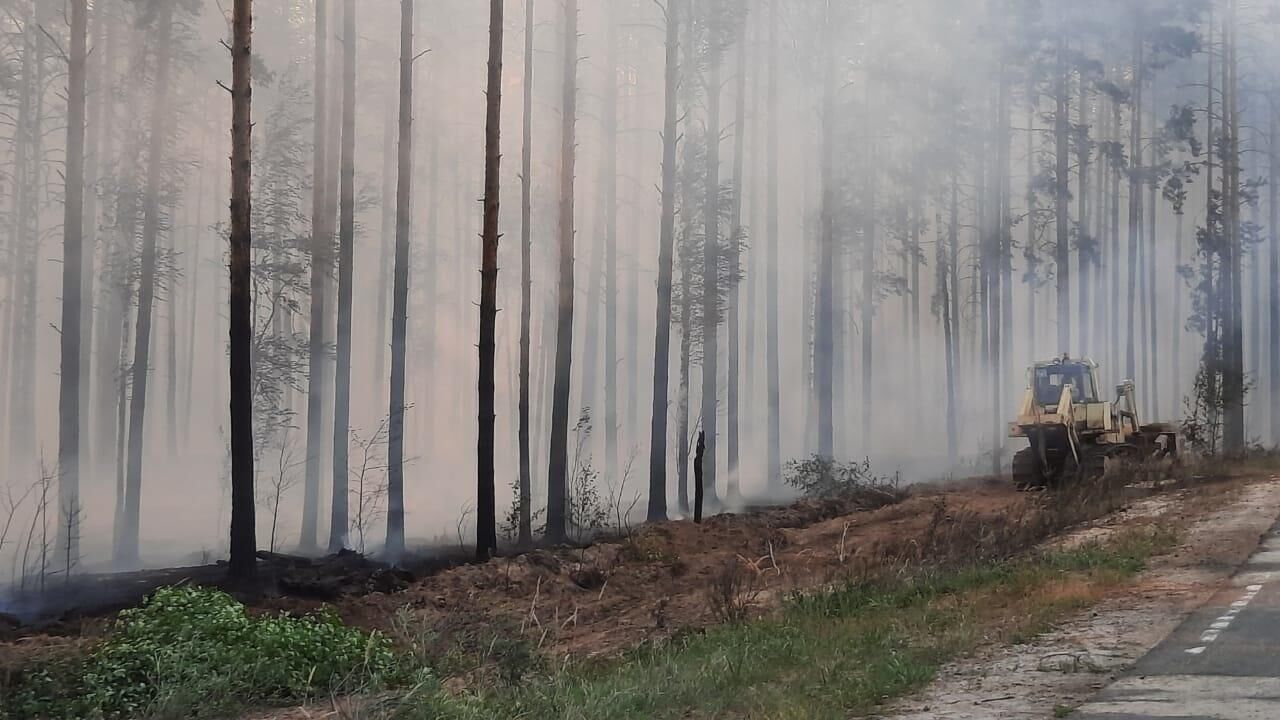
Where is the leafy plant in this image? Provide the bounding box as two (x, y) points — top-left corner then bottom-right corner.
(7, 586), (397, 719)
(783, 456), (907, 508)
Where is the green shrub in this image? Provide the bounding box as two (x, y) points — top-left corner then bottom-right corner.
(7, 586), (398, 719)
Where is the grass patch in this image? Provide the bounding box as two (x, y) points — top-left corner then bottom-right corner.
(3, 586), (404, 720)
(387, 526), (1175, 720)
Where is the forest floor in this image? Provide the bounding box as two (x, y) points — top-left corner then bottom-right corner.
(4, 458), (1278, 719)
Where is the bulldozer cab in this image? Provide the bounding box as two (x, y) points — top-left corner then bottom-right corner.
(1032, 360), (1099, 406)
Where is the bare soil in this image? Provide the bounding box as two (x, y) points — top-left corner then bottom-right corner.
(249, 479), (1033, 661)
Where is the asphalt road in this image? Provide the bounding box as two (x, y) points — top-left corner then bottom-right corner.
(1071, 521), (1280, 719)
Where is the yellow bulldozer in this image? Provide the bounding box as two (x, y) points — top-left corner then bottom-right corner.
(1008, 355), (1178, 489)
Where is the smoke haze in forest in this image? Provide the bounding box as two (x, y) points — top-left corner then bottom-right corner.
(0, 0), (1277, 578)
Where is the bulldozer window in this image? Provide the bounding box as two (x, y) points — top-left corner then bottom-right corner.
(1034, 365), (1095, 405)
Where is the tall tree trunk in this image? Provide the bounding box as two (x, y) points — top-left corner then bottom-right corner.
(1126, 17), (1143, 383)
(302, 0), (330, 553)
(118, 2), (175, 569)
(228, 0), (257, 580)
(328, 0), (356, 553)
(93, 9), (121, 466)
(743, 13), (761, 469)
(1270, 97), (1280, 443)
(476, 0), (504, 560)
(1077, 77), (1091, 352)
(1224, 0), (1245, 450)
(518, 0), (536, 542)
(648, 0), (679, 522)
(1111, 100), (1122, 372)
(603, 5), (619, 486)
(727, 16), (747, 495)
(374, 101), (395, 396)
(1054, 33), (1071, 354)
(945, 180), (959, 465)
(765, 0), (782, 489)
(1148, 174), (1160, 419)
(1173, 207), (1184, 404)
(815, 5), (835, 461)
(701, 30), (723, 508)
(386, 0), (414, 563)
(546, 0), (578, 543)
(80, 0), (108, 469)
(860, 82), (876, 451)
(58, 0), (89, 565)
(8, 7), (38, 475)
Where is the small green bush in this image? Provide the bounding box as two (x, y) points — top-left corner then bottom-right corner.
(783, 455), (907, 507)
(7, 586), (397, 720)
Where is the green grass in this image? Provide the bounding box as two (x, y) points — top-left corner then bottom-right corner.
(392, 527), (1176, 720)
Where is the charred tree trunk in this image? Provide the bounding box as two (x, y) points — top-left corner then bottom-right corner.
(476, 0), (504, 560)
(58, 0), (89, 564)
(228, 0), (257, 580)
(118, 2), (175, 569)
(648, 0), (679, 522)
(386, 0), (415, 563)
(518, 0), (535, 543)
(328, 0), (356, 554)
(302, 0), (330, 554)
(546, 0), (579, 543)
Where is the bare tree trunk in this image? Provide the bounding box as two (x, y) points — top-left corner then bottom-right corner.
(476, 0), (504, 560)
(647, 0), (679, 522)
(374, 100), (395, 397)
(1270, 97), (1280, 443)
(328, 0), (357, 554)
(727, 16), (747, 495)
(1148, 173), (1160, 419)
(302, 0), (330, 554)
(1224, 0), (1245, 450)
(228, 0), (257, 580)
(859, 85), (875, 452)
(79, 0), (109, 470)
(8, 7), (39, 475)
(1054, 32), (1071, 353)
(1077, 76), (1091, 352)
(701, 34), (723, 509)
(385, 0), (414, 564)
(518, 0), (536, 543)
(1111, 100), (1122, 372)
(58, 0), (89, 565)
(546, 0), (578, 543)
(815, 5), (835, 461)
(765, 0), (782, 489)
(118, 2), (175, 569)
(1125, 16), (1143, 383)
(945, 180), (959, 465)
(603, 5), (619, 486)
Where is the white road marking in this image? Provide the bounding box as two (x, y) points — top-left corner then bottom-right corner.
(1186, 584), (1262, 655)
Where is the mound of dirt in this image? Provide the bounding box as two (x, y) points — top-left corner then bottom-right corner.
(260, 482), (1031, 661)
